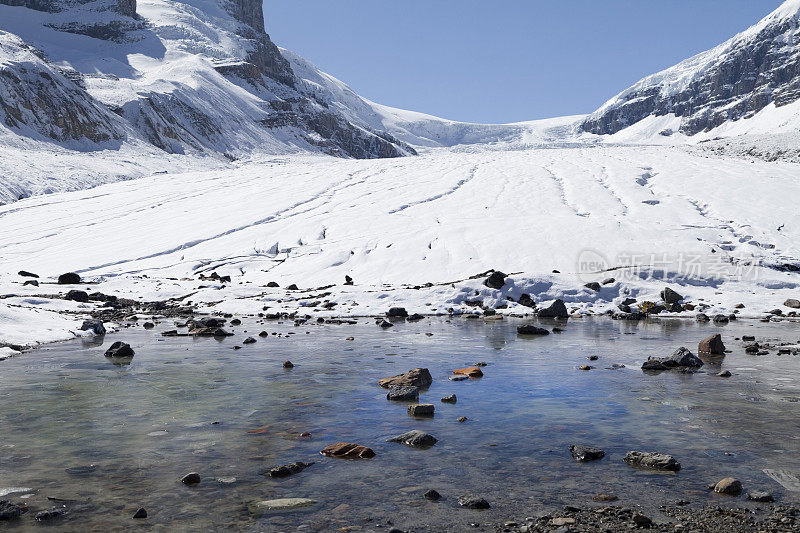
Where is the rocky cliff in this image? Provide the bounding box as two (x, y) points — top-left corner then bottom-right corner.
(583, 1), (800, 136)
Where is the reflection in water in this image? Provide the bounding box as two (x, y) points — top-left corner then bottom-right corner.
(0, 317), (798, 531)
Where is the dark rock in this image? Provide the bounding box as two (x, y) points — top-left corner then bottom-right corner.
(105, 341), (134, 358)
(132, 507), (147, 519)
(424, 489), (441, 501)
(713, 477), (742, 495)
(769, 308), (783, 316)
(618, 304), (632, 313)
(642, 347), (703, 371)
(230, 318), (242, 325)
(784, 298), (800, 309)
(713, 314), (729, 324)
(386, 386), (419, 402)
(286, 284), (299, 290)
(602, 277), (616, 285)
(645, 304), (666, 315)
(319, 442), (375, 459)
(268, 461), (314, 478)
(441, 394), (457, 403)
(623, 451), (681, 471)
(458, 495), (490, 509)
(80, 319), (106, 335)
(283, 360), (294, 368)
(747, 490), (774, 502)
(407, 404), (435, 417)
(517, 324), (550, 335)
(266, 282), (280, 288)
(65, 290), (89, 302)
(0, 500), (22, 520)
(407, 313), (424, 321)
(386, 307), (409, 318)
(698, 333), (726, 355)
(378, 319), (394, 329)
(717, 370), (732, 377)
(242, 337), (256, 344)
(344, 275), (353, 285)
(35, 507), (66, 521)
(584, 282), (601, 291)
(661, 287), (683, 304)
(632, 513), (652, 527)
(58, 272), (81, 284)
(18, 270), (38, 278)
(142, 322), (154, 329)
(23, 280), (39, 286)
(484, 271), (507, 289)
(187, 317), (226, 329)
(388, 430), (437, 448)
(378, 368), (432, 389)
(696, 313), (710, 322)
(538, 299), (569, 318)
(569, 444), (605, 462)
(593, 493), (618, 502)
(517, 293), (535, 308)
(180, 472), (201, 485)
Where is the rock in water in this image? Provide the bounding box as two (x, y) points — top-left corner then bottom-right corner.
(0, 500), (22, 520)
(698, 333), (726, 355)
(34, 508), (66, 521)
(248, 498), (317, 516)
(623, 451), (681, 472)
(105, 341), (135, 359)
(132, 507), (147, 519)
(747, 491), (774, 502)
(517, 324), (550, 335)
(569, 445), (605, 462)
(319, 443), (375, 459)
(267, 461), (314, 478)
(538, 299), (569, 318)
(282, 360), (294, 368)
(378, 368), (432, 389)
(58, 272), (81, 284)
(388, 430), (438, 448)
(424, 489), (441, 501)
(386, 386), (419, 402)
(441, 394), (457, 403)
(386, 307), (409, 318)
(180, 472), (201, 485)
(661, 287), (683, 304)
(484, 271), (507, 289)
(458, 495), (490, 509)
(407, 404), (435, 417)
(378, 319), (394, 329)
(713, 477), (743, 495)
(453, 366), (483, 377)
(642, 347), (703, 370)
(80, 319), (106, 335)
(242, 337), (256, 344)
(65, 290), (89, 302)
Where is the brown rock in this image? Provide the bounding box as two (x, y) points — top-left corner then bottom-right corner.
(320, 443), (375, 459)
(453, 366), (483, 378)
(378, 368), (432, 389)
(593, 493), (618, 502)
(698, 333), (726, 355)
(713, 477), (743, 495)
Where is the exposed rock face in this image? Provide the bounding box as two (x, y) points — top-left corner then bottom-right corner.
(0, 0), (135, 16)
(583, 2), (800, 136)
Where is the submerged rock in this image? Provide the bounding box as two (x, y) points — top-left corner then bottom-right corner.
(747, 490), (774, 502)
(248, 498), (316, 516)
(0, 500), (22, 520)
(517, 324), (550, 335)
(388, 430), (437, 448)
(569, 445), (605, 462)
(267, 461), (314, 478)
(104, 341), (134, 359)
(458, 495), (490, 509)
(623, 451), (681, 472)
(386, 386), (419, 402)
(320, 443), (375, 459)
(378, 368), (432, 389)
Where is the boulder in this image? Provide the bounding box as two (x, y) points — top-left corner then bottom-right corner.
(424, 489), (441, 501)
(698, 333), (725, 355)
(712, 314), (729, 324)
(65, 290), (89, 303)
(569, 444), (605, 462)
(661, 287), (683, 304)
(453, 366), (483, 378)
(695, 313), (710, 322)
(23, 280), (39, 287)
(407, 404), (435, 417)
(747, 491), (774, 502)
(0, 500), (22, 520)
(242, 337), (257, 344)
(180, 472), (201, 485)
(484, 271), (507, 289)
(713, 477), (743, 495)
(386, 307), (409, 318)
(267, 461), (314, 478)
(538, 299), (569, 318)
(584, 282), (601, 291)
(386, 386), (419, 402)
(320, 443), (375, 459)
(105, 341), (134, 359)
(18, 270), (38, 278)
(785, 298), (800, 309)
(623, 451), (681, 472)
(58, 272), (81, 284)
(80, 319), (106, 335)
(458, 496), (490, 509)
(132, 507), (147, 519)
(378, 368), (432, 389)
(517, 324), (550, 335)
(642, 347), (703, 371)
(517, 293), (535, 308)
(266, 282), (280, 288)
(388, 430), (437, 448)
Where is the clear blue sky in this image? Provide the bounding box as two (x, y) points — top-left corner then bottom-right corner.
(264, 1), (782, 124)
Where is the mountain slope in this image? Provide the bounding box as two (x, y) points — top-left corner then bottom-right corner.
(583, 0), (800, 137)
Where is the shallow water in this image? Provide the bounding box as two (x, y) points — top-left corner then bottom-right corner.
(1, 316), (799, 531)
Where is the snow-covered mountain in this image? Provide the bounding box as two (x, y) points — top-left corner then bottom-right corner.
(583, 0), (800, 138)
